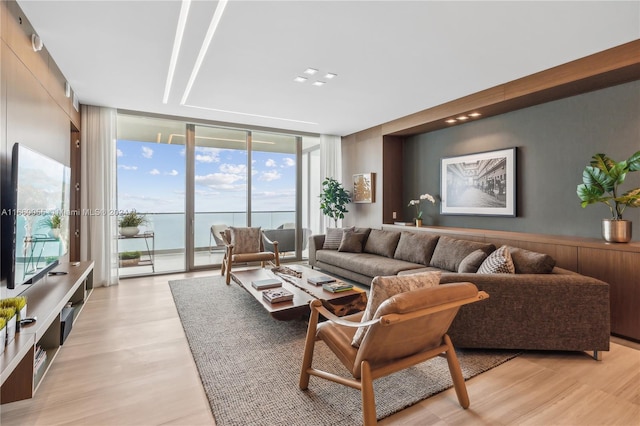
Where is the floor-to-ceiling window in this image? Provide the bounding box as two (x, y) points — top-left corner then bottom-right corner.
(116, 113), (318, 276)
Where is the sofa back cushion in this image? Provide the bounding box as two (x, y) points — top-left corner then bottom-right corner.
(338, 228), (368, 253)
(457, 249), (489, 273)
(393, 232), (440, 266)
(364, 229), (401, 258)
(430, 236), (495, 272)
(508, 246), (556, 274)
(322, 227), (354, 250)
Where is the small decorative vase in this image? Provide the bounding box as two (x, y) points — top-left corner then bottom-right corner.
(119, 226), (140, 237)
(602, 219), (632, 243)
(415, 218), (422, 227)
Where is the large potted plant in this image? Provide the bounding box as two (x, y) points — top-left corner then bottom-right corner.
(118, 210), (147, 237)
(577, 150), (640, 242)
(319, 177), (351, 227)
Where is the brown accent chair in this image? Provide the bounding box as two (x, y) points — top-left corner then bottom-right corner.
(299, 282), (488, 425)
(221, 227), (280, 284)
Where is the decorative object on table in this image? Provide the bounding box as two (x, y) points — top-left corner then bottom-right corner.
(319, 177), (351, 227)
(251, 278), (282, 290)
(118, 251), (141, 267)
(408, 193), (436, 227)
(307, 275), (337, 286)
(0, 307), (17, 345)
(39, 213), (62, 238)
(118, 210), (148, 236)
(322, 282), (353, 293)
(262, 288), (294, 304)
(353, 173), (375, 203)
(577, 150), (640, 243)
(440, 147), (516, 216)
(271, 265), (303, 278)
(0, 317), (6, 353)
(0, 297), (27, 332)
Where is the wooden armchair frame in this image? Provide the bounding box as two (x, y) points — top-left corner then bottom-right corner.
(299, 283), (489, 425)
(220, 228), (280, 284)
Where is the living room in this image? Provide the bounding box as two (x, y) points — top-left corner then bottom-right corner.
(1, 1), (639, 424)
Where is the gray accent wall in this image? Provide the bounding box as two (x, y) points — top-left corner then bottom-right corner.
(403, 80), (640, 240)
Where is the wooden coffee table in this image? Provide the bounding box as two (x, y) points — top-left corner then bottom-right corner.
(230, 265), (367, 321)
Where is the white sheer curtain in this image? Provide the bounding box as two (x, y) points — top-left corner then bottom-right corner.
(319, 134), (342, 232)
(80, 105), (119, 287)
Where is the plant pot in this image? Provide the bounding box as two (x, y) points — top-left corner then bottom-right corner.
(119, 226), (140, 237)
(119, 258), (140, 267)
(49, 228), (60, 239)
(416, 219), (422, 227)
(602, 219), (632, 243)
(15, 305), (27, 333)
(0, 327), (5, 353)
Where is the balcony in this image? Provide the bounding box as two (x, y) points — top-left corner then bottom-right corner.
(118, 211), (308, 278)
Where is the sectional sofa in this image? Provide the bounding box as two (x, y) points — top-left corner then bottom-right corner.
(308, 227), (610, 356)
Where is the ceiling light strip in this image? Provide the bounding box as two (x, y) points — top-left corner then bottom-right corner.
(180, 0), (229, 105)
(183, 104), (318, 125)
(163, 0), (191, 104)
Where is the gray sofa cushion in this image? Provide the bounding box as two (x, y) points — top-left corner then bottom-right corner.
(458, 249), (489, 273)
(363, 229), (401, 258)
(393, 232), (440, 266)
(338, 229), (367, 253)
(508, 246), (556, 274)
(316, 250), (423, 277)
(430, 236), (495, 272)
(323, 227), (353, 250)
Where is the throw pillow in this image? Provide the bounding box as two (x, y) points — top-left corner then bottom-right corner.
(351, 271), (441, 348)
(338, 229), (367, 253)
(430, 236), (495, 272)
(394, 232), (440, 265)
(477, 245), (515, 274)
(229, 227), (261, 253)
(508, 247), (556, 274)
(363, 229), (401, 258)
(458, 249), (489, 273)
(323, 227), (354, 250)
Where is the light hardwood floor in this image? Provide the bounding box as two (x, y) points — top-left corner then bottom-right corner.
(1, 270), (639, 425)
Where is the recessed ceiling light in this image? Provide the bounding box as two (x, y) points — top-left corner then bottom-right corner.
(294, 76), (307, 83)
(304, 68), (318, 75)
(468, 112), (482, 117)
(163, 0), (191, 104)
(312, 81), (326, 87)
(457, 115), (469, 120)
(325, 73), (337, 79)
(445, 119), (457, 124)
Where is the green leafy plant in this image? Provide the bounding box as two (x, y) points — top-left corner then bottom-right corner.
(119, 251), (141, 260)
(0, 307), (16, 321)
(119, 210), (147, 228)
(577, 151), (640, 220)
(1, 297), (27, 312)
(39, 213), (62, 229)
(319, 177), (351, 227)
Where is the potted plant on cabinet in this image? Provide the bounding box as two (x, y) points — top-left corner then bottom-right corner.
(1, 297), (27, 332)
(118, 210), (147, 237)
(119, 251), (141, 267)
(39, 213), (62, 238)
(0, 307), (16, 346)
(408, 193), (436, 227)
(0, 317), (6, 353)
(319, 177), (351, 227)
(577, 150), (640, 242)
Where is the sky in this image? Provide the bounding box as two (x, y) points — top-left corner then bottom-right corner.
(116, 140), (296, 214)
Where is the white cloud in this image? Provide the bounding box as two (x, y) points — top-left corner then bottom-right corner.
(195, 147), (221, 163)
(220, 163), (247, 174)
(265, 159), (276, 167)
(149, 169), (160, 175)
(116, 149), (123, 157)
(141, 146), (153, 159)
(282, 158), (295, 167)
(118, 165), (138, 170)
(166, 170), (179, 176)
(260, 170), (281, 181)
(195, 173), (245, 189)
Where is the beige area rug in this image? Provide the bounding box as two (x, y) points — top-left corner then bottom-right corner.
(169, 276), (520, 426)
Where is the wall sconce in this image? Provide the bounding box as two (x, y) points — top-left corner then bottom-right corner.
(31, 34), (43, 52)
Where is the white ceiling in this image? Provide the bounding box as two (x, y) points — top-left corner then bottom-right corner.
(17, 1), (640, 136)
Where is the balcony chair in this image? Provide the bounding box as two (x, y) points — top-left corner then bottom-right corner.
(221, 226), (280, 285)
(299, 281), (488, 426)
(209, 224), (228, 252)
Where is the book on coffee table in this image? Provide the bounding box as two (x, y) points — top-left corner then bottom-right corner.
(251, 278), (282, 290)
(307, 275), (336, 286)
(322, 282), (354, 293)
(262, 288), (294, 304)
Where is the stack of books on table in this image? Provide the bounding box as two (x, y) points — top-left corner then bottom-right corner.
(307, 275), (336, 286)
(251, 278), (282, 290)
(262, 288), (294, 304)
(322, 282), (354, 293)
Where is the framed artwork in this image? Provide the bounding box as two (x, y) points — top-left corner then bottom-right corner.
(353, 173), (375, 203)
(440, 147), (516, 216)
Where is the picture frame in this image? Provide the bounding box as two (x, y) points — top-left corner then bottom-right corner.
(353, 173), (375, 203)
(440, 147), (516, 216)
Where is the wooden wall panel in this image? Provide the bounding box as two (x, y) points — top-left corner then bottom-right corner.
(382, 135), (404, 224)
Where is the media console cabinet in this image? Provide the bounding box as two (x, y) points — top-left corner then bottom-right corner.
(0, 261), (94, 404)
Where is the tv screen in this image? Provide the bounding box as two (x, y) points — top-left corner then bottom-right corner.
(9, 143), (71, 289)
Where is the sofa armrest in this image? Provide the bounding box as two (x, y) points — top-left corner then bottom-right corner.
(309, 234), (326, 267)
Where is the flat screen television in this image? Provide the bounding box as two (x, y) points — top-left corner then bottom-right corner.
(7, 143), (71, 290)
